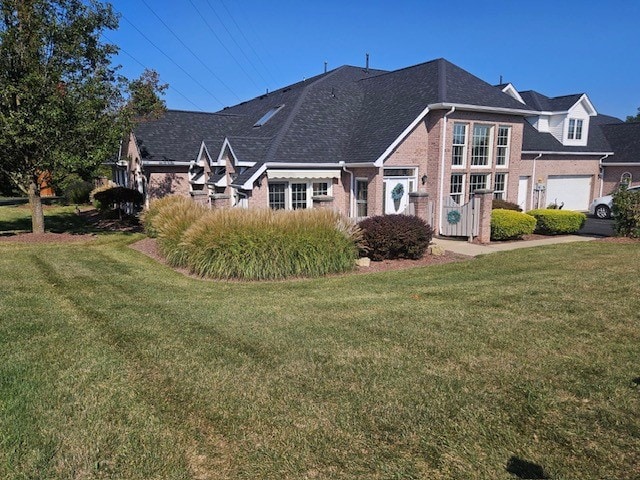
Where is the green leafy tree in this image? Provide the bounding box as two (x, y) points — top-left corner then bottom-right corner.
(0, 0), (166, 233)
(626, 107), (640, 123)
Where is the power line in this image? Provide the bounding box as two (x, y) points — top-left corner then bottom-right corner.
(120, 14), (226, 108)
(139, 0), (241, 102)
(102, 33), (205, 112)
(217, 0), (279, 85)
(202, 0), (271, 87)
(186, 0), (262, 91)
(226, 0), (281, 85)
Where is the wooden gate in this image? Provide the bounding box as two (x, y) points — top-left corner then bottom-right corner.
(441, 196), (479, 238)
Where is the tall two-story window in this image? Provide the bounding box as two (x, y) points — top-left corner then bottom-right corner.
(450, 174), (464, 204)
(471, 125), (492, 166)
(568, 119), (584, 140)
(452, 123), (467, 167)
(495, 126), (510, 167)
(493, 173), (507, 199)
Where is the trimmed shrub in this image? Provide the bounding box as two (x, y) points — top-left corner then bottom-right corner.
(141, 195), (188, 237)
(527, 209), (586, 235)
(92, 186), (143, 211)
(357, 215), (433, 261)
(491, 209), (536, 240)
(492, 199), (522, 211)
(181, 209), (358, 280)
(153, 198), (207, 267)
(612, 185), (640, 238)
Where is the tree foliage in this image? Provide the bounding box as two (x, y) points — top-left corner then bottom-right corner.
(0, 0), (166, 232)
(626, 107), (640, 123)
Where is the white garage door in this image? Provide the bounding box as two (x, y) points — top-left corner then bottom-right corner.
(546, 175), (592, 211)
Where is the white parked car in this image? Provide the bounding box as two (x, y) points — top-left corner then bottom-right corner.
(589, 185), (640, 219)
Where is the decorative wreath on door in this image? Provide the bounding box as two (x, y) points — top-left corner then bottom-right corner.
(391, 183), (405, 201)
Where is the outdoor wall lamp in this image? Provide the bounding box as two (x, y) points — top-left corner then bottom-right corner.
(421, 174), (428, 185)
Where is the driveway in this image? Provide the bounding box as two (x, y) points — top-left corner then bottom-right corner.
(579, 216), (615, 237)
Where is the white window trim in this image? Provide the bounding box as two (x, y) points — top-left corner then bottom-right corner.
(470, 124), (493, 168)
(493, 172), (507, 199)
(469, 173), (491, 196)
(450, 173), (465, 205)
(495, 125), (511, 168)
(451, 123), (468, 169)
(269, 179), (333, 210)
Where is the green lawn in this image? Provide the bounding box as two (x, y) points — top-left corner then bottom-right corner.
(0, 208), (639, 479)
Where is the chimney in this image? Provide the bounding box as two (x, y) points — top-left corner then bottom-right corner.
(365, 53), (369, 72)
(324, 61), (328, 74)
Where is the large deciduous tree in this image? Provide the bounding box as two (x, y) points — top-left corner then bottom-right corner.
(0, 0), (141, 233)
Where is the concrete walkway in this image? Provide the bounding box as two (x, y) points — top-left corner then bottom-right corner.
(432, 235), (599, 257)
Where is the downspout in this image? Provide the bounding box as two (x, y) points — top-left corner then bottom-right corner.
(598, 154), (610, 197)
(438, 106), (456, 235)
(340, 161), (355, 218)
(530, 153), (542, 210)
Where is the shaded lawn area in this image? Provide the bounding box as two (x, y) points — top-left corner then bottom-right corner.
(0, 205), (99, 234)
(0, 235), (639, 478)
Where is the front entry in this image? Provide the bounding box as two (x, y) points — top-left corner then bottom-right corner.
(383, 178), (409, 214)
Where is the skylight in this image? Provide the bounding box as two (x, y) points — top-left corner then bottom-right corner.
(254, 104), (284, 127)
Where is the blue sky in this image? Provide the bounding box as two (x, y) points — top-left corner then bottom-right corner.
(106, 0), (639, 119)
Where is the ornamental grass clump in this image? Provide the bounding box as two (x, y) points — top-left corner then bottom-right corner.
(490, 209), (536, 240)
(141, 195), (188, 237)
(527, 209), (586, 235)
(152, 199), (207, 267)
(181, 208), (359, 280)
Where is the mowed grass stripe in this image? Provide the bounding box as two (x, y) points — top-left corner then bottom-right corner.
(0, 238), (638, 479)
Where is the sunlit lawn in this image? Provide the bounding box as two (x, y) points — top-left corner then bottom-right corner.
(0, 206), (639, 479)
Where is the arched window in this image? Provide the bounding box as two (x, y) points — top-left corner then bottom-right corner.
(621, 172), (632, 185)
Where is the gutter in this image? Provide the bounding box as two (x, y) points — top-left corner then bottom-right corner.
(522, 151), (614, 156)
(428, 102), (538, 117)
(340, 161), (355, 218)
(438, 106), (456, 235)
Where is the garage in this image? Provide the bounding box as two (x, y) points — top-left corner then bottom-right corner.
(546, 175), (593, 211)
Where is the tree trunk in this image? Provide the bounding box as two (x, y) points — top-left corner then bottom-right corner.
(28, 180), (45, 234)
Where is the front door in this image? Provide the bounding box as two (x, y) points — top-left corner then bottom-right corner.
(384, 178), (409, 214)
(518, 176), (529, 210)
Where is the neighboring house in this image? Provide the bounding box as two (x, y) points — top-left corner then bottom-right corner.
(115, 57), (637, 234)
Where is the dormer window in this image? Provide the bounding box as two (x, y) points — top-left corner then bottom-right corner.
(568, 119), (583, 140)
(254, 104), (284, 127)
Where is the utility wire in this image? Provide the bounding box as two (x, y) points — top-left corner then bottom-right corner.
(120, 14), (226, 108)
(102, 32), (205, 112)
(139, 0), (241, 102)
(225, 0), (281, 84)
(203, 0), (270, 87)
(186, 0), (262, 91)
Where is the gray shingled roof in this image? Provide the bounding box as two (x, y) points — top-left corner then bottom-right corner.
(601, 122), (640, 163)
(522, 114), (622, 153)
(519, 90), (584, 112)
(133, 110), (242, 162)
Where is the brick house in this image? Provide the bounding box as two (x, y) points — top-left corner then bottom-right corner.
(115, 58), (638, 234)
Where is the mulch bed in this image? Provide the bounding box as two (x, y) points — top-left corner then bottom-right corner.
(129, 237), (470, 279)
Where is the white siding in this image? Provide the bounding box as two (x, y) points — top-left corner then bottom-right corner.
(548, 114), (565, 142)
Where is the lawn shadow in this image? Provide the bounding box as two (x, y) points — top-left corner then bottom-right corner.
(506, 456), (550, 479)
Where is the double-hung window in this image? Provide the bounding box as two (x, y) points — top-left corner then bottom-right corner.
(495, 126), (510, 167)
(268, 183), (286, 210)
(290, 183), (308, 209)
(450, 174), (464, 205)
(452, 123), (467, 167)
(469, 173), (490, 195)
(568, 119), (584, 140)
(493, 173), (507, 199)
(471, 125), (492, 166)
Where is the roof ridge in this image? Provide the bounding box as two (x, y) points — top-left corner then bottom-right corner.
(357, 57), (443, 82)
(165, 108), (238, 116)
(263, 67), (349, 162)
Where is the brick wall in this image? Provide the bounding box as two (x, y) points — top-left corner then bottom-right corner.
(602, 165), (640, 196)
(147, 170), (190, 199)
